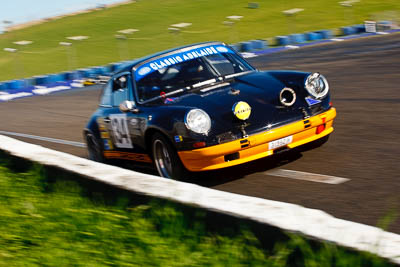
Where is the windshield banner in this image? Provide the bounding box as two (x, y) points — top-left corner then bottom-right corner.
(134, 45), (235, 81)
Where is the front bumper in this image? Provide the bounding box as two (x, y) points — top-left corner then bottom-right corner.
(178, 107), (336, 171)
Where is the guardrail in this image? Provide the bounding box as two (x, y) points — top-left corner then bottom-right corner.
(0, 134), (399, 264)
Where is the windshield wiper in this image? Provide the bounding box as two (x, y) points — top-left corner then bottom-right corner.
(223, 70), (253, 80)
(191, 78), (217, 89)
(190, 77), (232, 93)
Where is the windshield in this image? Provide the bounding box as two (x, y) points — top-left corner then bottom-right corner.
(134, 44), (254, 102)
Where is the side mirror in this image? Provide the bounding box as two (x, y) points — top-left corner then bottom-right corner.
(117, 76), (127, 88)
(119, 100), (139, 113)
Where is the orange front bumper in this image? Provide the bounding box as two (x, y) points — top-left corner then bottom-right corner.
(178, 108), (336, 171)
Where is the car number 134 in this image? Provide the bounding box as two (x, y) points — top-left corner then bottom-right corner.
(109, 114), (133, 149)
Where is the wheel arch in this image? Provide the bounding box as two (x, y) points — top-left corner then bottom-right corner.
(83, 127), (92, 139)
(83, 115), (102, 140)
(144, 127), (176, 159)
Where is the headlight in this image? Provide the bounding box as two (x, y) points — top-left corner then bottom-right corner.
(305, 73), (329, 99)
(185, 109), (211, 135)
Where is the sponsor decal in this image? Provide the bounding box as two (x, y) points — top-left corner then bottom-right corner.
(101, 131), (109, 139)
(164, 97), (176, 104)
(97, 118), (106, 131)
(305, 97), (321, 106)
(216, 46), (229, 53)
(135, 45), (234, 81)
(232, 101), (252, 120)
(138, 66), (151, 76)
(103, 139), (111, 150)
(174, 135), (183, 143)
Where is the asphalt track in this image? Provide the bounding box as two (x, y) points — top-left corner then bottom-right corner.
(1, 33), (399, 233)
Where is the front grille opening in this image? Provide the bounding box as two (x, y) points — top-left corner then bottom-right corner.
(216, 131), (236, 144)
(224, 152), (240, 162)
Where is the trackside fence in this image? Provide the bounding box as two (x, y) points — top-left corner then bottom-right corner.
(0, 134), (399, 264)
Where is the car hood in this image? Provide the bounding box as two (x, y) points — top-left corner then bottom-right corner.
(163, 71), (306, 136)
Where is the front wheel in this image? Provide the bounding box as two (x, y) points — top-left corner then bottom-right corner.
(151, 133), (187, 180)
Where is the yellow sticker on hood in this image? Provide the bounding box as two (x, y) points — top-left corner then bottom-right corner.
(233, 101), (251, 120)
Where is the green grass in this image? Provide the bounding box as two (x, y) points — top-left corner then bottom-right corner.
(0, 0), (399, 81)
(0, 155), (394, 266)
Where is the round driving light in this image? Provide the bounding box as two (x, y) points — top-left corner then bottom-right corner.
(305, 73), (329, 99)
(279, 87), (296, 107)
(185, 109), (211, 135)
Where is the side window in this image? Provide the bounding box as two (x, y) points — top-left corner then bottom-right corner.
(112, 75), (130, 107)
(100, 80), (112, 106)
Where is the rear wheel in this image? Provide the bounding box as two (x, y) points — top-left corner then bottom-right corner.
(85, 132), (105, 162)
(151, 133), (187, 180)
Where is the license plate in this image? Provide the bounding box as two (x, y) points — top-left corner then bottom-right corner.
(268, 136), (293, 150)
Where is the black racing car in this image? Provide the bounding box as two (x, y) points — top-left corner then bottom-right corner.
(84, 42), (336, 179)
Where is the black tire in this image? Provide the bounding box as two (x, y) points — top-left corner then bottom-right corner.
(85, 132), (105, 162)
(301, 134), (330, 152)
(151, 133), (187, 180)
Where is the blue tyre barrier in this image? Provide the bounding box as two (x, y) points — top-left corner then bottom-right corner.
(34, 75), (50, 85)
(348, 26), (357, 35)
(340, 27), (349, 35)
(88, 67), (101, 76)
(93, 66), (110, 76)
(103, 65), (112, 75)
(289, 34), (306, 44)
(276, 36), (291, 46)
(229, 44), (241, 52)
(0, 82), (8, 91)
(24, 78), (35, 86)
(316, 30), (332, 39)
(250, 40), (267, 50)
(353, 24), (366, 33)
(77, 69), (86, 78)
(240, 41), (253, 52)
(341, 26), (356, 36)
(63, 71), (81, 80)
(58, 72), (70, 81)
(305, 32), (321, 41)
(109, 63), (124, 72)
(48, 73), (64, 83)
(6, 80), (25, 90)
(89, 67), (102, 77)
(4, 81), (13, 89)
(78, 68), (96, 78)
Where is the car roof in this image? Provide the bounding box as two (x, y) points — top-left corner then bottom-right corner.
(114, 41), (224, 75)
